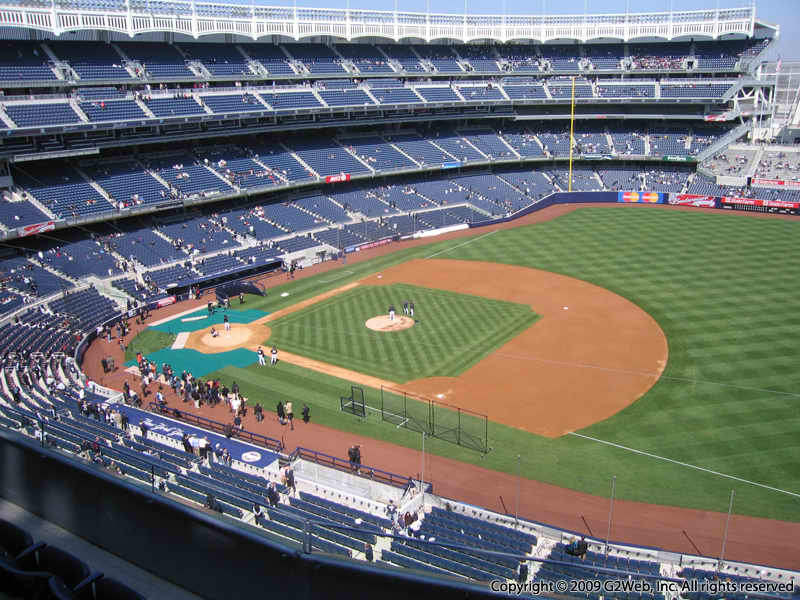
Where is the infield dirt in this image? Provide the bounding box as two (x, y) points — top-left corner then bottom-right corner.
(188, 257), (668, 437)
(82, 205), (800, 569)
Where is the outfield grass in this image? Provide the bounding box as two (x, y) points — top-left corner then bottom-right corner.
(142, 206), (800, 520)
(265, 283), (538, 382)
(124, 329), (176, 362)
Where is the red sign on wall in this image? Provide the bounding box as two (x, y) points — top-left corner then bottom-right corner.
(325, 173), (351, 184)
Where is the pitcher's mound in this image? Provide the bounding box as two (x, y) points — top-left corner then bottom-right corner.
(365, 315), (415, 332)
(198, 324), (254, 349)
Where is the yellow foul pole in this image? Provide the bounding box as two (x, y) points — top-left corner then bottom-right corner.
(568, 75), (576, 193)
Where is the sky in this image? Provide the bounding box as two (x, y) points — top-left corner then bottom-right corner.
(251, 0), (799, 60)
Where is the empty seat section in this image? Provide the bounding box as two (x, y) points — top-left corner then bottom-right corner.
(6, 103), (80, 128)
(338, 136), (415, 171)
(383, 133), (454, 166)
(80, 100), (147, 122)
(147, 156), (233, 198)
(260, 92), (322, 110)
(287, 139), (371, 177)
(179, 43), (251, 77)
(378, 45), (425, 72)
(458, 45), (500, 73)
(201, 93), (267, 114)
(413, 45), (462, 73)
(334, 44), (394, 73)
(284, 43), (344, 74)
(108, 229), (180, 267)
(415, 87), (460, 103)
(12, 164), (112, 218)
(51, 41), (132, 80)
(428, 131), (483, 162)
(318, 89), (375, 107)
(84, 161), (166, 208)
(0, 41), (55, 81)
(458, 130), (512, 159)
(145, 96), (206, 117)
(240, 44), (294, 75)
(249, 146), (312, 182)
(117, 42), (194, 78)
(457, 85), (504, 101)
(0, 199), (51, 228)
(368, 87), (421, 104)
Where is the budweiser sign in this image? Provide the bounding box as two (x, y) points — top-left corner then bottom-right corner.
(325, 173), (351, 184)
(18, 221), (56, 237)
(750, 178), (800, 190)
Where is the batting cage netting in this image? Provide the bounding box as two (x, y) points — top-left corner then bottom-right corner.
(379, 386), (488, 454)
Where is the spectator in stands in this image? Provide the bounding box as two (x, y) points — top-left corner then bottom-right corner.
(364, 543), (373, 562)
(566, 537), (589, 559)
(282, 466), (296, 496)
(385, 499), (397, 519)
(266, 482), (280, 507)
(517, 561), (529, 583)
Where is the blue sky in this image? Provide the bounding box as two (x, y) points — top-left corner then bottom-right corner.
(262, 0), (798, 60)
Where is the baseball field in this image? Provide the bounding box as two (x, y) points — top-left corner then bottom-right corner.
(128, 205), (800, 525)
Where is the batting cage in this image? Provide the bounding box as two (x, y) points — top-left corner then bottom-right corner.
(380, 386), (488, 454)
(340, 386), (366, 418)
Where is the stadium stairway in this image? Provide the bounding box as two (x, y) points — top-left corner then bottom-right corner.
(696, 122), (750, 162)
(135, 97), (156, 118)
(387, 140), (423, 167)
(340, 140), (377, 173)
(74, 166), (115, 203)
(30, 257), (81, 286)
(0, 105), (16, 129)
(205, 163), (242, 193)
(15, 190), (57, 220)
(68, 98), (90, 123)
(282, 145), (320, 179)
(145, 167), (174, 192)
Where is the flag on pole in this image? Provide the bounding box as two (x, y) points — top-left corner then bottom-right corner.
(776, 55), (782, 73)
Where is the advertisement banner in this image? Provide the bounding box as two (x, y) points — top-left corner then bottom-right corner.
(663, 155), (694, 162)
(156, 296), (177, 308)
(18, 220), (56, 237)
(441, 162), (461, 170)
(750, 178), (800, 190)
(325, 173), (351, 184)
(345, 237), (393, 253)
(618, 191), (663, 204)
(669, 194), (717, 207)
(721, 197), (800, 209)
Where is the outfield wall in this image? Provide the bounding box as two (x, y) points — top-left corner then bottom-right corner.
(470, 190), (800, 229)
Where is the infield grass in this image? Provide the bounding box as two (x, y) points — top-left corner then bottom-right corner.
(124, 329), (176, 362)
(148, 205), (800, 521)
(265, 284), (538, 382)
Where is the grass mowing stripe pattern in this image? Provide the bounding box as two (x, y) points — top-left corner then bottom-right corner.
(265, 284), (538, 383)
(196, 206), (800, 520)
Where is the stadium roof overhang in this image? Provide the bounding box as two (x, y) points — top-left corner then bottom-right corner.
(0, 1), (773, 45)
